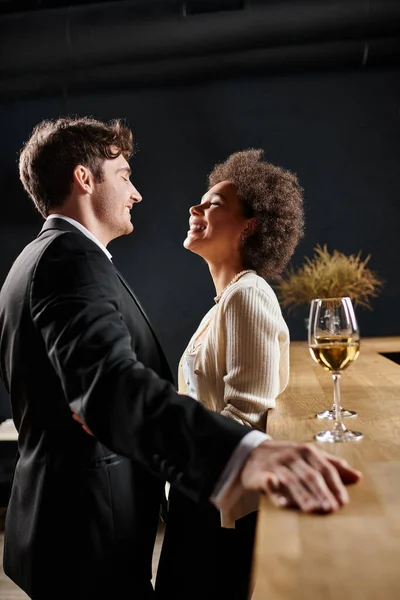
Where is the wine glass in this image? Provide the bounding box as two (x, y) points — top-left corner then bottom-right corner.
(310, 296), (358, 420)
(308, 297), (363, 443)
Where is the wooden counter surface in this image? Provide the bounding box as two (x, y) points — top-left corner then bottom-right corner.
(253, 337), (400, 600)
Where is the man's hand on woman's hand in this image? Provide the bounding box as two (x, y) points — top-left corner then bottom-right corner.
(241, 440), (361, 513)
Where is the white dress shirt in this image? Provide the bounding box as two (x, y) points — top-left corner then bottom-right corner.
(47, 214), (112, 261)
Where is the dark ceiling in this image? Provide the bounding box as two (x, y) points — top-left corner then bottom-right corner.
(1, 1), (399, 101)
(0, 0), (142, 13)
(0, 0), (100, 13)
(0, 0), (246, 16)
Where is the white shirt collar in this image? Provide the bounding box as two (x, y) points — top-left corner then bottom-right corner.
(46, 214), (112, 261)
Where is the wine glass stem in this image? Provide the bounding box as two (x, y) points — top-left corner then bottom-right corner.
(332, 372), (345, 431)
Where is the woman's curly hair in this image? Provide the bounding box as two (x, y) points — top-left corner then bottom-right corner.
(208, 149), (304, 279)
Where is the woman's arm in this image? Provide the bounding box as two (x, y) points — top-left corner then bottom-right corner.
(220, 285), (288, 430)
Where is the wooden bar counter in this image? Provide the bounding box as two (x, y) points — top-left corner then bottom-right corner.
(253, 337), (400, 600)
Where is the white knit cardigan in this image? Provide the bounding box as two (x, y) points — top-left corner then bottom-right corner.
(178, 272), (290, 526)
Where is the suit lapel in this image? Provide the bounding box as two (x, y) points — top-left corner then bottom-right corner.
(38, 218), (174, 383)
(114, 268), (151, 329)
(114, 268), (174, 382)
(39, 219), (150, 328)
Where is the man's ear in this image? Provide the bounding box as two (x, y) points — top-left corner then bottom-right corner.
(73, 165), (94, 195)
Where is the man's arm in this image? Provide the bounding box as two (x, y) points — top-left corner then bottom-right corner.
(73, 407), (361, 514)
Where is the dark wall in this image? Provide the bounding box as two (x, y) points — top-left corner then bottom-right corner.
(1, 67), (399, 415)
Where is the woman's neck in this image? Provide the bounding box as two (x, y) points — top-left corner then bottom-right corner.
(208, 261), (247, 297)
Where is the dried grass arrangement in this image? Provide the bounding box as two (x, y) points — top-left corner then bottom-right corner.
(275, 244), (383, 313)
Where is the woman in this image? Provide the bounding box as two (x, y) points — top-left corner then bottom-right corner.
(155, 149), (304, 600)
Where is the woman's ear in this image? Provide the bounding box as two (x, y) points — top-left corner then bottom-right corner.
(246, 217), (257, 233)
(241, 218), (257, 244)
(242, 217), (257, 235)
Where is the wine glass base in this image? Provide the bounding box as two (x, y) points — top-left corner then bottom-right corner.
(317, 409), (357, 420)
(314, 429), (363, 443)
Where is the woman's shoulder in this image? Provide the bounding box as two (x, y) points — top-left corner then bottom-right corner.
(219, 275), (289, 336)
(222, 272), (280, 307)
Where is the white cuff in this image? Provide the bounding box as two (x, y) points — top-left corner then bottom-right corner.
(210, 430), (271, 511)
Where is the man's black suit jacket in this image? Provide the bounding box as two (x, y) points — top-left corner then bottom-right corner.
(0, 219), (247, 599)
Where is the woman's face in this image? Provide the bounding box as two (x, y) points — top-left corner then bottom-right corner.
(184, 180), (252, 264)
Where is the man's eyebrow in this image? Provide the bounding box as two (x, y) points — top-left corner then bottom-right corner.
(116, 167), (131, 175)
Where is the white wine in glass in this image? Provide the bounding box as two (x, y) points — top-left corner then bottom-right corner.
(312, 334), (359, 419)
(308, 297), (363, 443)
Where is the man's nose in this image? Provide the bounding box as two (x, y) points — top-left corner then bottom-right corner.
(131, 185), (142, 203)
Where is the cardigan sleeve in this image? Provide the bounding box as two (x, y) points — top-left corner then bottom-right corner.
(220, 285), (288, 431)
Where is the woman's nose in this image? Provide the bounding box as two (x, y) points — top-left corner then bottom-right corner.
(189, 204), (202, 216)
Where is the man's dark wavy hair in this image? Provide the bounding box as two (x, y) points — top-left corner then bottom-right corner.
(19, 116), (133, 217)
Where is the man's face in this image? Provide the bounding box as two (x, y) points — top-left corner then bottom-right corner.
(92, 153), (142, 242)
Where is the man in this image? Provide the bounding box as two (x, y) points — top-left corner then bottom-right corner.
(0, 117), (360, 600)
